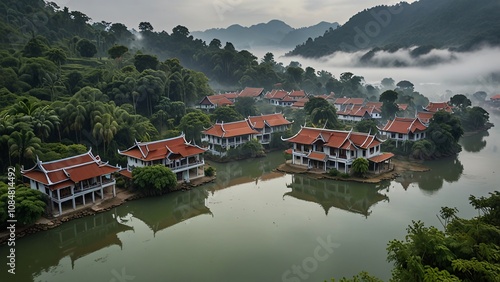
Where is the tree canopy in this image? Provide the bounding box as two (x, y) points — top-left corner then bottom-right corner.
(132, 165), (177, 196)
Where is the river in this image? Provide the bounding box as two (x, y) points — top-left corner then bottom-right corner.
(1, 114), (499, 282)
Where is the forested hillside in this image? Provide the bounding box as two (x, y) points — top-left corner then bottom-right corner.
(0, 0), (394, 175)
(288, 0), (500, 57)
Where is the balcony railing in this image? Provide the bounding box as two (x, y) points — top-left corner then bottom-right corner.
(52, 179), (116, 201)
(167, 160), (205, 172)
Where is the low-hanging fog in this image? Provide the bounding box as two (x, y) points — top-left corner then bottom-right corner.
(250, 46), (500, 100)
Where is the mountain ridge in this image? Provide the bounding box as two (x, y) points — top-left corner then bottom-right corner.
(287, 0), (500, 57)
(191, 20), (339, 50)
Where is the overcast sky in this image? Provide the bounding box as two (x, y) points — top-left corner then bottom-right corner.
(51, 0), (415, 32)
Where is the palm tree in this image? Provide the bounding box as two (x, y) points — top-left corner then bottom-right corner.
(352, 157), (369, 177)
(42, 71), (64, 101)
(31, 106), (61, 142)
(310, 105), (339, 129)
(65, 103), (87, 142)
(9, 99), (42, 117)
(92, 113), (118, 153)
(8, 130), (41, 166)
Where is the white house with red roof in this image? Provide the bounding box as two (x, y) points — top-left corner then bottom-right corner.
(247, 113), (293, 144)
(425, 102), (453, 113)
(337, 105), (381, 121)
(379, 117), (428, 143)
(201, 120), (260, 156)
(333, 98), (366, 111)
(238, 87), (265, 100)
(289, 90), (306, 100)
(283, 127), (393, 173)
(22, 150), (120, 216)
(264, 89), (290, 106)
(201, 113), (293, 156)
(118, 134), (207, 182)
(198, 93), (237, 110)
(291, 97), (310, 109)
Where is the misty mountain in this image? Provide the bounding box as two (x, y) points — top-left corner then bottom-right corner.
(288, 0), (500, 57)
(191, 20), (339, 50)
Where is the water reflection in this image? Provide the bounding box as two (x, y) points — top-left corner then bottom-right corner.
(208, 151), (287, 191)
(460, 131), (489, 153)
(284, 174), (390, 217)
(127, 188), (212, 235)
(3, 211), (132, 282)
(395, 158), (464, 194)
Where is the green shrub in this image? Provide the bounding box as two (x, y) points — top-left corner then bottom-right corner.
(340, 172), (350, 179)
(328, 168), (340, 177)
(204, 166), (215, 177)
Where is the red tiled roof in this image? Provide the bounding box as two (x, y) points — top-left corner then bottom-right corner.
(289, 90), (306, 98)
(334, 98), (365, 105)
(119, 135), (206, 161)
(265, 89), (288, 100)
(66, 163), (119, 183)
(281, 96), (296, 102)
(239, 87), (264, 97)
(200, 94), (235, 106)
(22, 151), (120, 189)
(425, 102), (452, 113)
(202, 120), (259, 138)
(380, 117), (427, 134)
(292, 97), (309, 108)
(368, 152), (395, 163)
(308, 151), (327, 161)
(284, 149), (293, 155)
(42, 153), (94, 171)
(417, 111), (434, 123)
(490, 94), (500, 100)
(284, 127), (381, 150)
(398, 104), (409, 111)
(248, 113), (291, 129)
(365, 102), (382, 111)
(221, 92), (239, 100)
(120, 170), (133, 179)
(51, 180), (74, 190)
(209, 95), (233, 107)
(337, 105), (370, 117)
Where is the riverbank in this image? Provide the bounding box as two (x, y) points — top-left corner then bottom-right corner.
(0, 176), (216, 245)
(276, 157), (430, 184)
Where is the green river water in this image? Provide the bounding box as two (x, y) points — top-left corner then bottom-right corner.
(1, 114), (499, 282)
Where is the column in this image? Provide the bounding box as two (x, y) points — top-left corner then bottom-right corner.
(71, 186), (75, 209)
(92, 191), (95, 203)
(112, 184), (116, 197)
(57, 189), (62, 215)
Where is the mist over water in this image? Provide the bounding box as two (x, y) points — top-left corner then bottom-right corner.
(250, 46), (500, 99)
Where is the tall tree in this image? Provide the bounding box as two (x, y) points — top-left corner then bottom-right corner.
(178, 110), (211, 143)
(76, 39), (97, 58)
(8, 130), (41, 166)
(211, 106), (243, 123)
(234, 97), (257, 117)
(92, 113), (118, 153)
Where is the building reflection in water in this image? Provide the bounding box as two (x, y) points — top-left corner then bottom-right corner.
(284, 174), (390, 217)
(127, 188), (213, 235)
